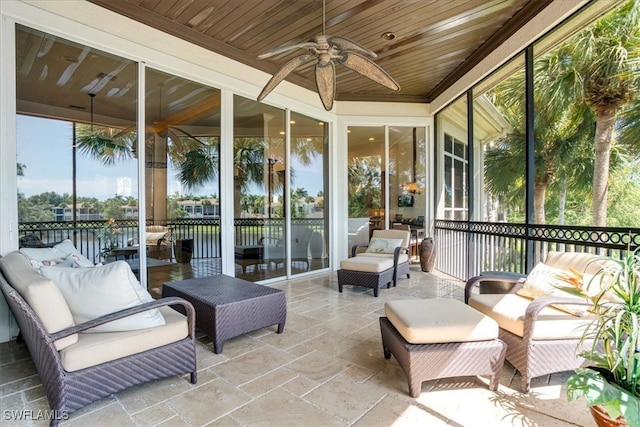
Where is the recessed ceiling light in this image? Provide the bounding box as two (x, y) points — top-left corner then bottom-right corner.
(290, 120), (296, 124)
(279, 131), (285, 135)
(369, 137), (375, 141)
(381, 32), (396, 41)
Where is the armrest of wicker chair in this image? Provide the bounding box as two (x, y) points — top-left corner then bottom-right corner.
(351, 243), (370, 256)
(50, 297), (195, 341)
(521, 295), (594, 344)
(464, 274), (526, 303)
(393, 245), (410, 267)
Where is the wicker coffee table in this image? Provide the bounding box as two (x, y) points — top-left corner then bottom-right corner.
(162, 275), (286, 353)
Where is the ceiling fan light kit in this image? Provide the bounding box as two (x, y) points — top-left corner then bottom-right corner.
(257, 1), (400, 111)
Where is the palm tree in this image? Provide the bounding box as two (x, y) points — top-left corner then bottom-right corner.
(485, 71), (596, 224)
(540, 0), (640, 225)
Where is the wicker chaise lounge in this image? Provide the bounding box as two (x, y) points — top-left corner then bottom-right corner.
(338, 229), (411, 297)
(0, 252), (197, 426)
(352, 229), (411, 284)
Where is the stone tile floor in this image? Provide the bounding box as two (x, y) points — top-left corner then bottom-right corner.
(0, 267), (594, 426)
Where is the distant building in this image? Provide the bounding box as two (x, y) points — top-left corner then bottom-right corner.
(178, 199), (219, 218)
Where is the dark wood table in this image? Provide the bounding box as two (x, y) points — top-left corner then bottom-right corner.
(234, 245), (264, 272)
(124, 258), (173, 275)
(109, 246), (140, 260)
(162, 275), (286, 353)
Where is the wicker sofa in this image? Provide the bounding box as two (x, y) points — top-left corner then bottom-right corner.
(0, 251), (197, 426)
(464, 251), (607, 392)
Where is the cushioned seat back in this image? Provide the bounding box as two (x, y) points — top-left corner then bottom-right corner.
(544, 251), (604, 275)
(290, 226), (313, 257)
(371, 229), (410, 248)
(0, 251), (78, 350)
(146, 225), (170, 245)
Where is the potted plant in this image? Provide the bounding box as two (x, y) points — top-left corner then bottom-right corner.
(562, 248), (640, 426)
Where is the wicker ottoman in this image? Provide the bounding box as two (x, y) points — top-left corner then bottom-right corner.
(338, 256), (395, 297)
(380, 298), (506, 397)
(162, 275), (286, 353)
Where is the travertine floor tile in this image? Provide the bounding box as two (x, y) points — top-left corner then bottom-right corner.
(303, 374), (387, 424)
(167, 379), (251, 426)
(0, 268), (596, 427)
(230, 388), (344, 427)
(215, 346), (292, 386)
(286, 350), (352, 382)
(354, 395), (449, 427)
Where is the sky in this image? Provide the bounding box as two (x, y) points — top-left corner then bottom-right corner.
(17, 115), (324, 201)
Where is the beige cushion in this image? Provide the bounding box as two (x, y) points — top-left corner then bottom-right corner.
(145, 231), (167, 245)
(40, 261), (165, 333)
(371, 229), (410, 248)
(20, 239), (95, 267)
(0, 251), (78, 350)
(517, 262), (592, 316)
(340, 256), (394, 273)
(468, 293), (593, 340)
(385, 299), (498, 344)
(356, 252), (410, 264)
(59, 306), (187, 372)
(544, 251), (604, 275)
(365, 237), (404, 254)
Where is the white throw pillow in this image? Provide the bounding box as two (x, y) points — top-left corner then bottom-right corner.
(517, 262), (591, 316)
(21, 239), (94, 267)
(145, 231), (167, 245)
(29, 255), (75, 269)
(40, 261), (165, 333)
(365, 237), (404, 254)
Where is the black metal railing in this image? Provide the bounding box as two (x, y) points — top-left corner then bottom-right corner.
(434, 220), (640, 280)
(18, 218), (328, 263)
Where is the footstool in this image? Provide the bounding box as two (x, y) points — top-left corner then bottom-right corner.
(162, 275), (286, 353)
(380, 298), (506, 397)
(337, 256), (395, 297)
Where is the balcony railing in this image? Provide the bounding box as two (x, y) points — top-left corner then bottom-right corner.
(434, 220), (640, 281)
(18, 218), (328, 264)
(21, 218), (638, 281)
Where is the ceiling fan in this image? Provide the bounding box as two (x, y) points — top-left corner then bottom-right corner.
(257, 0), (400, 111)
(112, 85), (212, 155)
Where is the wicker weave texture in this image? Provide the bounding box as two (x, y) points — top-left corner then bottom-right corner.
(0, 270), (197, 427)
(380, 317), (506, 398)
(465, 274), (592, 392)
(337, 267), (394, 297)
(394, 261), (411, 284)
(163, 275), (287, 353)
(499, 327), (585, 392)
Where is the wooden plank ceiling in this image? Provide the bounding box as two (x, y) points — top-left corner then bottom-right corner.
(88, 0), (552, 104)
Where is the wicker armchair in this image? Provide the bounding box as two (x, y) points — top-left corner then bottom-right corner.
(127, 226), (173, 260)
(0, 252), (197, 426)
(463, 251), (604, 392)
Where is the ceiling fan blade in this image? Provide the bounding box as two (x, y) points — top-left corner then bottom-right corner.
(113, 124), (136, 139)
(258, 54), (317, 101)
(258, 42), (318, 60)
(327, 36), (377, 58)
(167, 129), (190, 154)
(315, 61), (336, 111)
(171, 126), (205, 146)
(338, 51), (400, 91)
